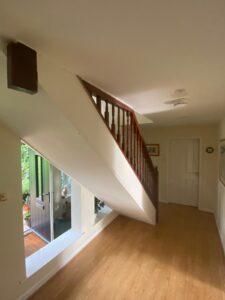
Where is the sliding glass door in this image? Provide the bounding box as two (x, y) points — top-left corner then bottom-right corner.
(22, 143), (72, 250)
(52, 166), (72, 239)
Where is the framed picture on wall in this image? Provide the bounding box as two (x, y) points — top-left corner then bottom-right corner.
(219, 139), (225, 186)
(146, 144), (160, 156)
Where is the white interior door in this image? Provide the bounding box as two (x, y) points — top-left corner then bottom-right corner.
(168, 139), (199, 207)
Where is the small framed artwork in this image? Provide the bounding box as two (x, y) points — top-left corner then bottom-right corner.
(146, 144), (160, 156)
(219, 139), (225, 186)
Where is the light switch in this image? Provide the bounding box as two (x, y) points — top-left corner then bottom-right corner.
(0, 193), (7, 202)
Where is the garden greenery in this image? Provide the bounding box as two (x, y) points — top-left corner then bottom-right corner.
(21, 143), (30, 195)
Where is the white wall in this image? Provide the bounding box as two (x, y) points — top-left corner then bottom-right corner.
(0, 122), (26, 299)
(0, 42), (156, 225)
(216, 119), (225, 253)
(0, 121), (118, 300)
(81, 187), (95, 233)
(141, 124), (218, 213)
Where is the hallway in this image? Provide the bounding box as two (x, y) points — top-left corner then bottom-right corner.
(30, 204), (225, 300)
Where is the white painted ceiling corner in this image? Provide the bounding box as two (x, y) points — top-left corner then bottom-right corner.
(135, 112), (154, 125)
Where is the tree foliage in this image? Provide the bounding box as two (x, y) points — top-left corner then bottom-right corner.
(95, 197), (105, 214)
(21, 144), (30, 194)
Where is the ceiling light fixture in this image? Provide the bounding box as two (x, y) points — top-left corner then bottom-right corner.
(164, 97), (188, 108)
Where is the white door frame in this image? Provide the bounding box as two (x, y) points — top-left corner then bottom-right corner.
(166, 137), (202, 209)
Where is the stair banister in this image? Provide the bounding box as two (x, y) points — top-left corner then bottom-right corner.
(79, 78), (159, 217)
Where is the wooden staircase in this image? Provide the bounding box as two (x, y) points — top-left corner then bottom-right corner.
(80, 79), (159, 221)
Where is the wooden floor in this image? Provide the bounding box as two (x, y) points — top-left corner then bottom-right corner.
(30, 204), (225, 300)
(24, 232), (47, 257)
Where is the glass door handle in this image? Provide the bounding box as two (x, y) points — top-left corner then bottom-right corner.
(42, 192), (50, 203)
(42, 192), (50, 196)
(41, 192), (50, 203)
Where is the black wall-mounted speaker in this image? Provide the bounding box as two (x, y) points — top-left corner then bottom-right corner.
(7, 42), (38, 94)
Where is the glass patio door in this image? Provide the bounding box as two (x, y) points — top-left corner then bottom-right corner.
(22, 143), (72, 245)
(51, 166), (72, 239)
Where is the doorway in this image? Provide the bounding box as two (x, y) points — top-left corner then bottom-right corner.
(168, 139), (200, 207)
(21, 143), (72, 256)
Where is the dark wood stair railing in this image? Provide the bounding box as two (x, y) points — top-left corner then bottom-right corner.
(80, 79), (159, 220)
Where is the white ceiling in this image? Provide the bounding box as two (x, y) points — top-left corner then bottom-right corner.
(1, 0), (225, 126)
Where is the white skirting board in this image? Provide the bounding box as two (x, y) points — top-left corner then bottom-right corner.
(215, 214), (225, 257)
(19, 211), (118, 300)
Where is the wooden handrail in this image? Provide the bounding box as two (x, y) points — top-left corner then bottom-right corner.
(82, 80), (133, 112)
(79, 78), (158, 212)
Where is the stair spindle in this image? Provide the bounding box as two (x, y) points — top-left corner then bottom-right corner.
(137, 134), (139, 175)
(122, 110), (125, 151)
(133, 122), (136, 170)
(96, 95), (101, 113)
(117, 107), (121, 144)
(130, 117), (133, 164)
(126, 111), (129, 158)
(140, 142), (143, 180)
(111, 104), (116, 136)
(105, 101), (109, 127)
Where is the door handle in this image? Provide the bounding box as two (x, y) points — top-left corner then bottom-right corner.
(42, 192), (50, 196)
(41, 192), (50, 203)
(42, 192), (50, 203)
